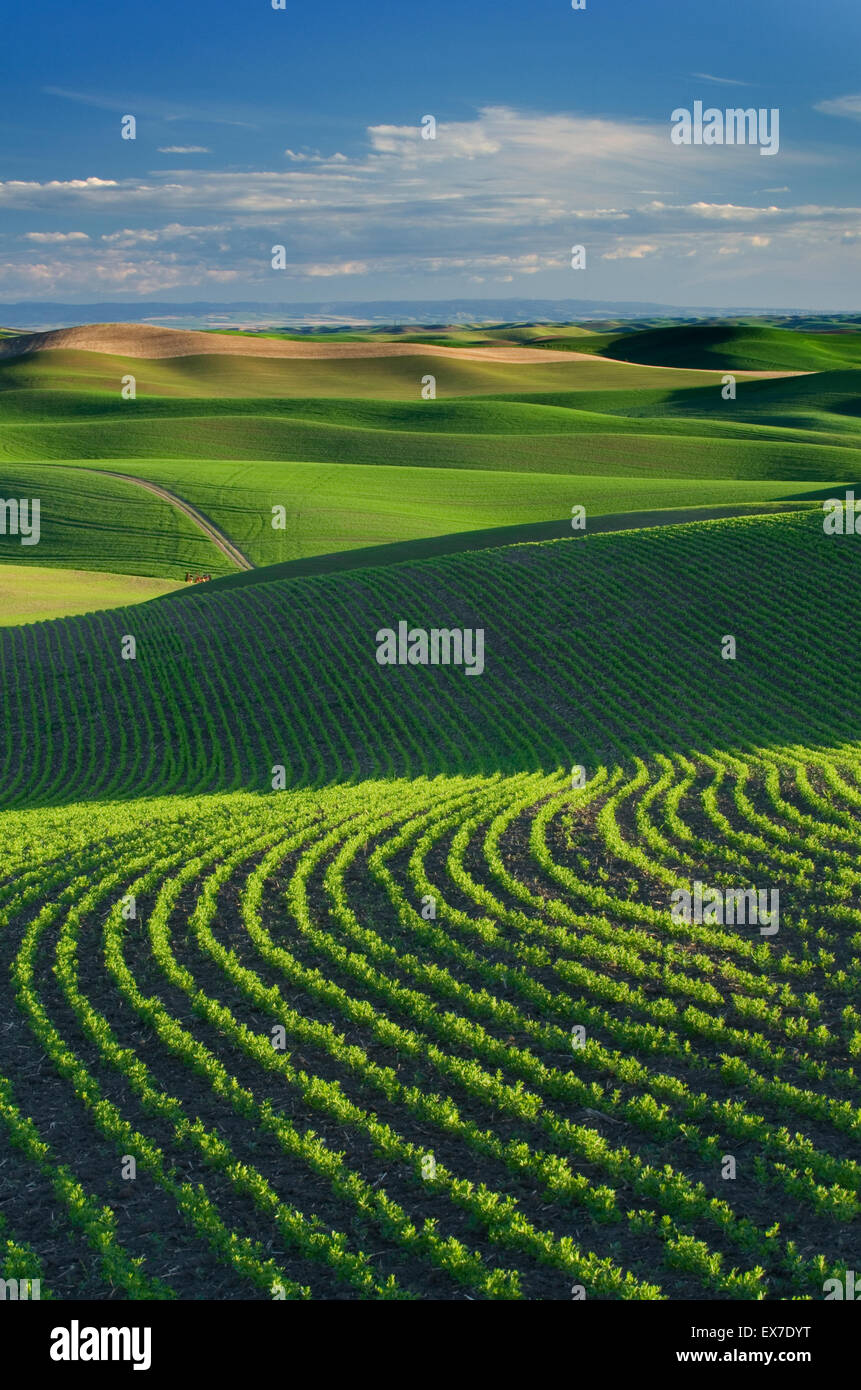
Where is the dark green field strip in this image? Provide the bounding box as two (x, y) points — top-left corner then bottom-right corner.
(156, 503), (819, 597)
(585, 324), (861, 372)
(1, 388), (856, 449)
(2, 414), (860, 480)
(1, 511), (861, 806)
(482, 369), (861, 439)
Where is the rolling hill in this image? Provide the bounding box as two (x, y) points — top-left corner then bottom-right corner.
(1, 510), (860, 1302)
(0, 508), (857, 803)
(585, 323), (861, 373)
(0, 321), (856, 619)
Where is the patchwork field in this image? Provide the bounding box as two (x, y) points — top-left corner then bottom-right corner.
(1, 322), (860, 1302)
(0, 321), (858, 617)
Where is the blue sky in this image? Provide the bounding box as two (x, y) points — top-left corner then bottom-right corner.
(1, 0), (860, 308)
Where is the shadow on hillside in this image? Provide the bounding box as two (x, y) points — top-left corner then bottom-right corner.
(3, 510), (861, 810)
(153, 503), (822, 598)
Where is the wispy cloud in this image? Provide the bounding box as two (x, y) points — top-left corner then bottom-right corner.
(0, 105), (855, 301)
(42, 86), (258, 128)
(24, 231), (90, 243)
(602, 243), (658, 260)
(42, 86), (129, 112)
(0, 178), (118, 208)
(285, 149), (348, 163)
(100, 224), (229, 246)
(691, 72), (751, 87)
(815, 93), (861, 119)
(157, 146), (211, 155)
(0, 255), (243, 294)
(718, 235), (772, 255)
(303, 260), (369, 277)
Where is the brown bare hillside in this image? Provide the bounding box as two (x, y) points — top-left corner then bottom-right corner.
(0, 323), (810, 381)
(0, 321), (599, 364)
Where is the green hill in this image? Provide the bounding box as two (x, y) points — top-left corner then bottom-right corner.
(0, 346), (748, 400)
(589, 323), (861, 372)
(1, 509), (857, 807)
(0, 464), (229, 578)
(152, 501), (819, 593)
(0, 458), (828, 574)
(3, 508), (861, 1304)
(0, 336), (858, 588)
(2, 392), (859, 479)
(492, 368), (861, 434)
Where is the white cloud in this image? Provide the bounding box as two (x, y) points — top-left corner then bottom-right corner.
(717, 235), (771, 251)
(42, 86), (259, 128)
(0, 177), (117, 208)
(691, 73), (751, 87)
(570, 208), (629, 220)
(0, 254), (243, 294)
(639, 199), (861, 226)
(157, 146), (211, 154)
(0, 108), (804, 225)
(303, 260), (369, 277)
(285, 149), (348, 163)
(101, 227), (160, 245)
(100, 223), (229, 246)
(423, 252), (564, 274)
(369, 121), (501, 158)
(0, 104), (855, 302)
(671, 201), (784, 221)
(602, 243), (658, 260)
(23, 231), (90, 243)
(815, 94), (861, 119)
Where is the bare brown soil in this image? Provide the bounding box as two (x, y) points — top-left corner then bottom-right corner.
(0, 322), (806, 376)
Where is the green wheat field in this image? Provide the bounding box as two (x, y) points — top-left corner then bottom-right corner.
(1, 319), (860, 1301)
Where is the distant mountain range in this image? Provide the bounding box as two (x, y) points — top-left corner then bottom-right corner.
(0, 297), (829, 332)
